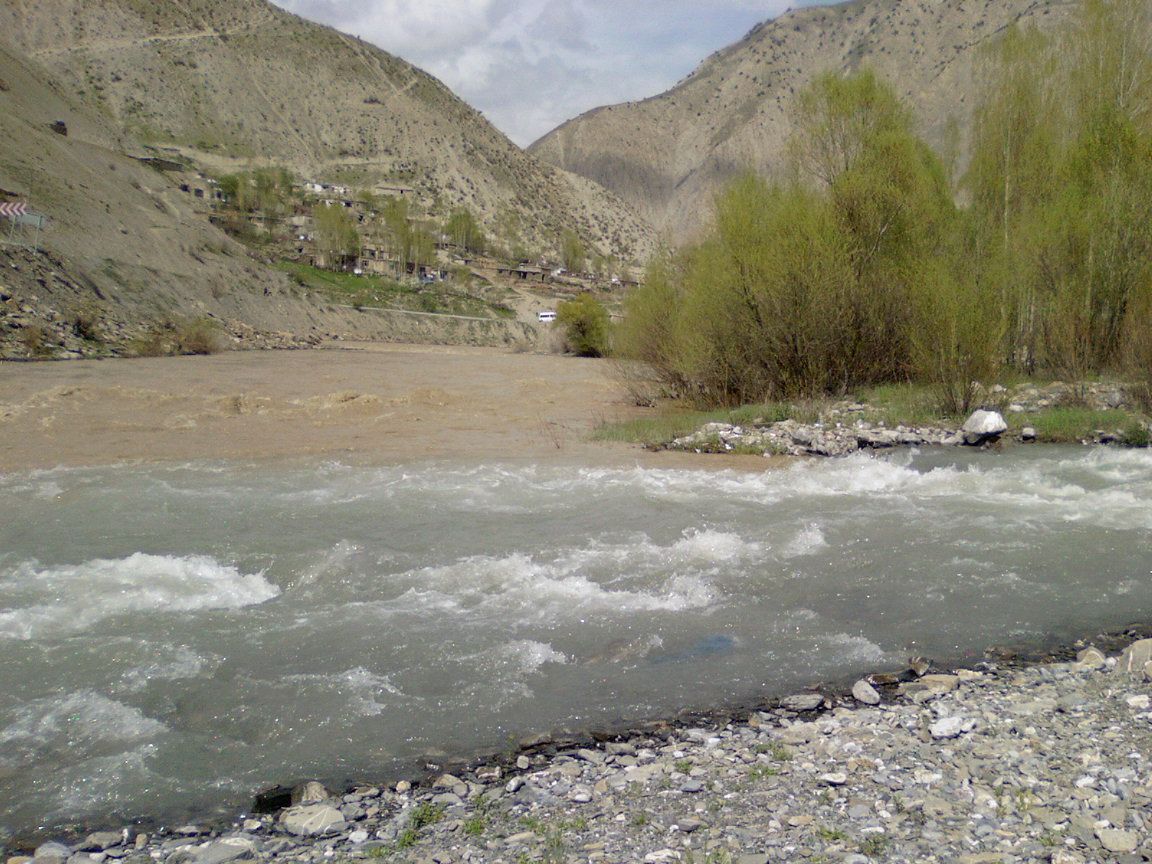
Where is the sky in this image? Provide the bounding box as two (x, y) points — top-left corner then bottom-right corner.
(270, 1), (828, 147)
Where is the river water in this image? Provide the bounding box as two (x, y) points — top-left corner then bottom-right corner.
(1, 446), (1150, 836)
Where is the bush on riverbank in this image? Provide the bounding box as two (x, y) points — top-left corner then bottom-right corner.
(618, 0), (1152, 411)
(557, 294), (610, 357)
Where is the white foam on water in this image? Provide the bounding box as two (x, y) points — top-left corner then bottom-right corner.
(780, 524), (828, 558)
(0, 691), (166, 769)
(670, 529), (761, 562)
(0, 553), (280, 640)
(494, 639), (571, 672)
(393, 549), (718, 622)
(365, 530), (751, 623)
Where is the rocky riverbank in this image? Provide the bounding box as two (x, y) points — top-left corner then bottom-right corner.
(10, 637), (1152, 864)
(663, 382), (1151, 458)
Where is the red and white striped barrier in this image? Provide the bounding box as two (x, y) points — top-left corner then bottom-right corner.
(0, 202), (28, 218)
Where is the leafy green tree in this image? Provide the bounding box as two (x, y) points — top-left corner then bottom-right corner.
(967, 0), (1152, 377)
(557, 294), (611, 357)
(313, 203), (359, 269)
(443, 207), (486, 254)
(560, 230), (586, 273)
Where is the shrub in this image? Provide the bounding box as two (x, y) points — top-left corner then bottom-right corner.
(71, 310), (103, 343)
(619, 72), (958, 406)
(129, 318), (223, 356)
(20, 324), (51, 357)
(556, 294), (610, 357)
(173, 318), (224, 355)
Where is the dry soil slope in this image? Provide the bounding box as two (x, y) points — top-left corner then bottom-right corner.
(1, 0), (653, 260)
(0, 42), (539, 358)
(0, 39), (288, 336)
(530, 0), (1073, 241)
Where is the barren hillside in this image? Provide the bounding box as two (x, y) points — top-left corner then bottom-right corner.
(1, 0), (653, 260)
(0, 40), (542, 359)
(530, 0), (1074, 241)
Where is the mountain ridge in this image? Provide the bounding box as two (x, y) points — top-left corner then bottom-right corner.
(530, 0), (1075, 241)
(1, 0), (654, 260)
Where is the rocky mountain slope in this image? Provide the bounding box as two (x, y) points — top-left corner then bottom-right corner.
(0, 40), (539, 359)
(1, 0), (652, 261)
(530, 0), (1074, 240)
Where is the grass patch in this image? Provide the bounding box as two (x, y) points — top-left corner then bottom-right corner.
(815, 825), (849, 842)
(1010, 407), (1144, 443)
(746, 764), (780, 780)
(277, 262), (514, 319)
(854, 382), (957, 426)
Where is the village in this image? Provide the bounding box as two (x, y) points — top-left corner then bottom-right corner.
(165, 165), (640, 326)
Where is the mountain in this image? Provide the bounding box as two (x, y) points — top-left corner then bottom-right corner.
(529, 0), (1073, 241)
(0, 39), (540, 359)
(1, 0), (653, 260)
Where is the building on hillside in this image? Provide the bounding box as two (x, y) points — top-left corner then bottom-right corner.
(358, 243), (400, 276)
(496, 264), (547, 283)
(176, 174), (225, 204)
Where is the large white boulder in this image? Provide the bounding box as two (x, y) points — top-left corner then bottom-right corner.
(962, 410), (1008, 445)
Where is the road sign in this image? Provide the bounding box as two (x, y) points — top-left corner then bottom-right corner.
(0, 202), (28, 218)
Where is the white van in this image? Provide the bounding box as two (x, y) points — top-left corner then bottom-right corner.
(537, 311), (557, 323)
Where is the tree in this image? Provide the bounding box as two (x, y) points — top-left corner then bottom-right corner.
(967, 0), (1152, 376)
(560, 230), (585, 273)
(557, 294), (611, 357)
(313, 203), (359, 269)
(443, 207), (486, 254)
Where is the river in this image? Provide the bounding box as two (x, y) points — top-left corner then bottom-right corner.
(1, 445), (1150, 837)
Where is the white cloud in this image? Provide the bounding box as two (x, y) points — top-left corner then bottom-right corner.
(271, 0), (827, 146)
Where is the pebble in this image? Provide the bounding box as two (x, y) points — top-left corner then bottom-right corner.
(780, 693), (823, 712)
(278, 805), (345, 836)
(1096, 827), (1139, 853)
(929, 716), (969, 739)
(851, 679), (881, 705)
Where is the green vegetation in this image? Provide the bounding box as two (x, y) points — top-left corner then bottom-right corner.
(218, 167), (294, 220)
(746, 764), (780, 780)
(593, 401), (796, 446)
(19, 324), (51, 357)
(313, 203), (360, 268)
(815, 825), (849, 842)
(443, 206), (487, 255)
(560, 229), (586, 273)
(556, 294), (610, 357)
(859, 834), (890, 856)
(379, 197), (437, 275)
(278, 262), (514, 319)
(1011, 406), (1145, 443)
(617, 0), (1152, 414)
(394, 802), (445, 849)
